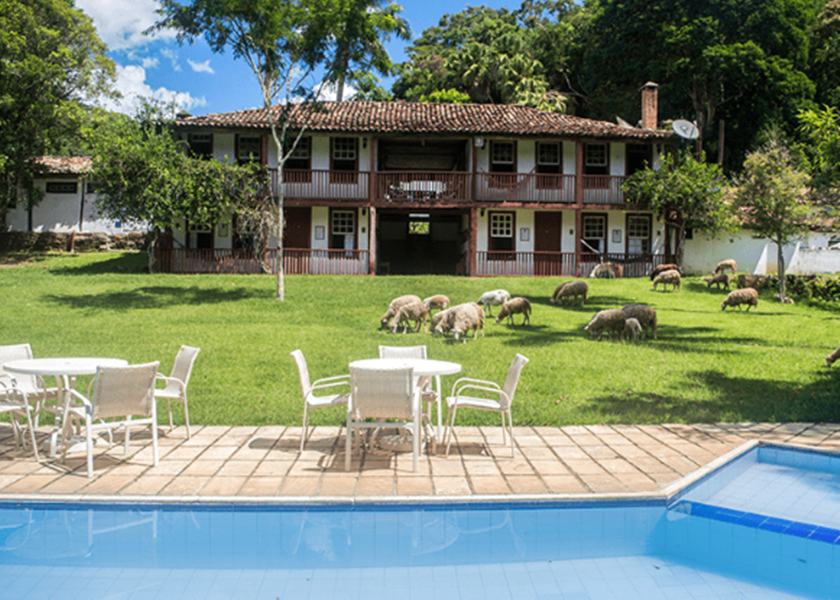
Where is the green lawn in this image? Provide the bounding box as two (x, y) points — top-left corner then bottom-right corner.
(2, 252), (839, 428)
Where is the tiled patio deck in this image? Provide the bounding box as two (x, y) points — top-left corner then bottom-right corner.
(0, 422), (838, 501)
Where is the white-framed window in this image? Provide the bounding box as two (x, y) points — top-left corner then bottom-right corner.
(627, 215), (651, 254)
(188, 133), (213, 159)
(490, 212), (513, 238)
(45, 182), (77, 194)
(537, 142), (560, 167)
(488, 211), (515, 256)
(332, 138), (357, 161)
(585, 144), (608, 167)
(237, 136), (262, 163)
(582, 214), (606, 253)
(331, 209), (356, 250)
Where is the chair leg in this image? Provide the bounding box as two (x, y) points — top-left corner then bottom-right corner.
(413, 419), (419, 473)
(124, 415), (132, 454)
(167, 399), (174, 432)
(85, 414), (94, 478)
(445, 405), (458, 457)
(151, 405), (160, 467)
(301, 403), (309, 452)
(507, 409), (515, 458)
(24, 407), (39, 462)
(182, 394), (191, 440)
(344, 422), (352, 471)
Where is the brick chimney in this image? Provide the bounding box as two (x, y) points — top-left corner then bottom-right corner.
(641, 82), (659, 130)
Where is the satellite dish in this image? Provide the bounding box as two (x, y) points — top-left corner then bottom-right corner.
(672, 119), (699, 139)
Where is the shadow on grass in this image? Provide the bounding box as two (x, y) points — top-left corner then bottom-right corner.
(49, 253), (149, 274)
(45, 285), (261, 310)
(581, 369), (840, 423)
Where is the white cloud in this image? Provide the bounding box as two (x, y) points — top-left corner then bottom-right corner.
(141, 57), (159, 69)
(98, 65), (207, 116)
(188, 59), (215, 75)
(76, 0), (175, 51)
(161, 48), (181, 72)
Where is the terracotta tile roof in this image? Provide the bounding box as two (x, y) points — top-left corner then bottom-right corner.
(176, 101), (674, 141)
(34, 156), (92, 175)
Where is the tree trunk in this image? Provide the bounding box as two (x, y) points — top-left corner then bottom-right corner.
(777, 240), (786, 302)
(276, 188), (285, 301)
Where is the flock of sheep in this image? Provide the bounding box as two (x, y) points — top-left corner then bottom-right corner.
(651, 259), (761, 312)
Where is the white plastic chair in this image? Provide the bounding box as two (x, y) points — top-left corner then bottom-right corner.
(445, 354), (529, 458)
(290, 350), (350, 452)
(378, 345), (441, 437)
(346, 365), (425, 472)
(154, 345), (200, 439)
(0, 343), (58, 459)
(63, 362), (160, 478)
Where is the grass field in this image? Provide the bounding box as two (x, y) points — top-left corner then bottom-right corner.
(2, 251), (839, 428)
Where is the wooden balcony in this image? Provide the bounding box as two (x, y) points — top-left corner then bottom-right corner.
(154, 247), (370, 275)
(269, 169), (631, 205)
(475, 173), (576, 204)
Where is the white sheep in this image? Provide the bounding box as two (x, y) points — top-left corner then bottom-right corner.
(430, 307), (453, 336)
(551, 280), (588, 306)
(649, 263), (681, 281)
(436, 302), (485, 342)
(380, 295), (422, 329)
(495, 297), (531, 326)
(389, 301), (428, 334)
(715, 259), (737, 275)
(584, 309), (627, 341)
(721, 288), (758, 312)
(652, 269), (681, 292)
(477, 289), (510, 317)
(621, 304), (657, 340)
(624, 317), (642, 343)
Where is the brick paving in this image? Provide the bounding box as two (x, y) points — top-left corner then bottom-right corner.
(0, 422), (838, 500)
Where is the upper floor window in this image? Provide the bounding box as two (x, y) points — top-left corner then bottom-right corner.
(188, 133), (213, 159)
(584, 143), (608, 178)
(285, 136), (311, 168)
(45, 182), (77, 194)
(331, 137), (358, 184)
(237, 135), (262, 164)
(490, 141), (516, 173)
(536, 142), (561, 173)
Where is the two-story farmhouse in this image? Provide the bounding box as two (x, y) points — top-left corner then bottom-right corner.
(164, 83), (676, 277)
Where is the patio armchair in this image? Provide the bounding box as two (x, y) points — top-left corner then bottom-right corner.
(62, 362), (160, 478)
(445, 354), (529, 458)
(290, 350), (350, 452)
(378, 344), (439, 424)
(346, 364), (428, 473)
(154, 345), (200, 439)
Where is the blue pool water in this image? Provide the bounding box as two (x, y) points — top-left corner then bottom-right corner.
(0, 443), (837, 599)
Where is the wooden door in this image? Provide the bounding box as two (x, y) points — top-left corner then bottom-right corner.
(534, 211), (563, 276)
(284, 207), (311, 249)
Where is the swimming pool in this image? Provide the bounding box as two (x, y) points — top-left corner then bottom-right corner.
(0, 442), (836, 599)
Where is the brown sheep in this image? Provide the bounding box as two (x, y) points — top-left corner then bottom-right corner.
(551, 280), (588, 306)
(380, 295), (422, 329)
(721, 288), (759, 312)
(389, 301), (428, 334)
(621, 304), (657, 340)
(584, 309), (627, 341)
(423, 295), (450, 315)
(714, 259), (737, 275)
(650, 263), (681, 281)
(653, 269), (681, 291)
(495, 297), (532, 326)
(826, 346), (840, 367)
(703, 272), (730, 290)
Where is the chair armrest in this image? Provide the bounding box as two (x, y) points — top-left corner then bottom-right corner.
(310, 377), (351, 394)
(156, 374), (186, 391)
(312, 374), (350, 386)
(65, 387), (93, 416)
(449, 377), (500, 396)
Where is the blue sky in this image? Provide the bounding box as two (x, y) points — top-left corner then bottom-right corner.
(77, 1), (514, 117)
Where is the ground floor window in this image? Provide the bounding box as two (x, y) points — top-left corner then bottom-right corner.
(188, 222), (213, 249)
(627, 215), (651, 254)
(488, 211), (514, 259)
(331, 209), (356, 250)
(581, 214), (605, 253)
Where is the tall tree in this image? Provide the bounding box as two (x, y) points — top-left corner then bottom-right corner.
(733, 134), (812, 302)
(151, 0), (406, 300)
(623, 150), (732, 266)
(799, 104), (840, 202)
(0, 0), (115, 228)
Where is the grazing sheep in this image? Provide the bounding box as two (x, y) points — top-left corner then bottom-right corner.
(590, 262), (623, 278)
(650, 263), (681, 281)
(652, 269), (681, 291)
(826, 346), (840, 367)
(714, 259), (737, 275)
(430, 307), (453, 336)
(721, 288), (759, 312)
(477, 289), (511, 317)
(621, 303), (658, 340)
(435, 302), (485, 342)
(495, 297), (532, 326)
(380, 295), (422, 329)
(551, 280), (588, 306)
(423, 295), (450, 315)
(584, 309), (627, 341)
(624, 318), (642, 343)
(703, 272), (730, 290)
(737, 274), (776, 292)
(389, 301), (428, 334)
(774, 293), (794, 304)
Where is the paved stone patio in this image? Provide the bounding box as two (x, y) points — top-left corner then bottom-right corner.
(0, 422), (837, 500)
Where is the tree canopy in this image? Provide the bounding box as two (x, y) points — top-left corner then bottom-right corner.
(0, 0), (115, 226)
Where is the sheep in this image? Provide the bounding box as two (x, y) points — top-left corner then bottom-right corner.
(423, 295), (450, 315)
(495, 297), (532, 326)
(435, 302), (485, 342)
(584, 309), (627, 341)
(551, 280), (588, 306)
(737, 274), (777, 292)
(703, 272), (730, 290)
(430, 307), (453, 336)
(477, 289), (511, 317)
(590, 262), (623, 278)
(774, 293), (795, 304)
(826, 346), (840, 367)
(380, 295), (422, 329)
(650, 263), (681, 281)
(721, 288), (759, 312)
(624, 317), (642, 343)
(714, 259), (737, 275)
(621, 303), (657, 340)
(652, 269), (681, 291)
(389, 301), (428, 334)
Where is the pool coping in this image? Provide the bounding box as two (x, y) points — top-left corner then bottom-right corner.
(5, 438), (833, 510)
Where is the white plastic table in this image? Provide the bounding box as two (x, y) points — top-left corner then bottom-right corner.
(348, 358), (461, 439)
(3, 358), (129, 457)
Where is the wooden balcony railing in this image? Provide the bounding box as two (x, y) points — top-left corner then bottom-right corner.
(376, 171), (472, 203)
(267, 170), (630, 205)
(476, 251), (577, 277)
(475, 173), (576, 204)
(154, 247), (369, 275)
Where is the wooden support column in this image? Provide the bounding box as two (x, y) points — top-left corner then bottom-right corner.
(574, 140), (584, 276)
(368, 137), (376, 203)
(469, 207), (478, 277)
(368, 206), (377, 276)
